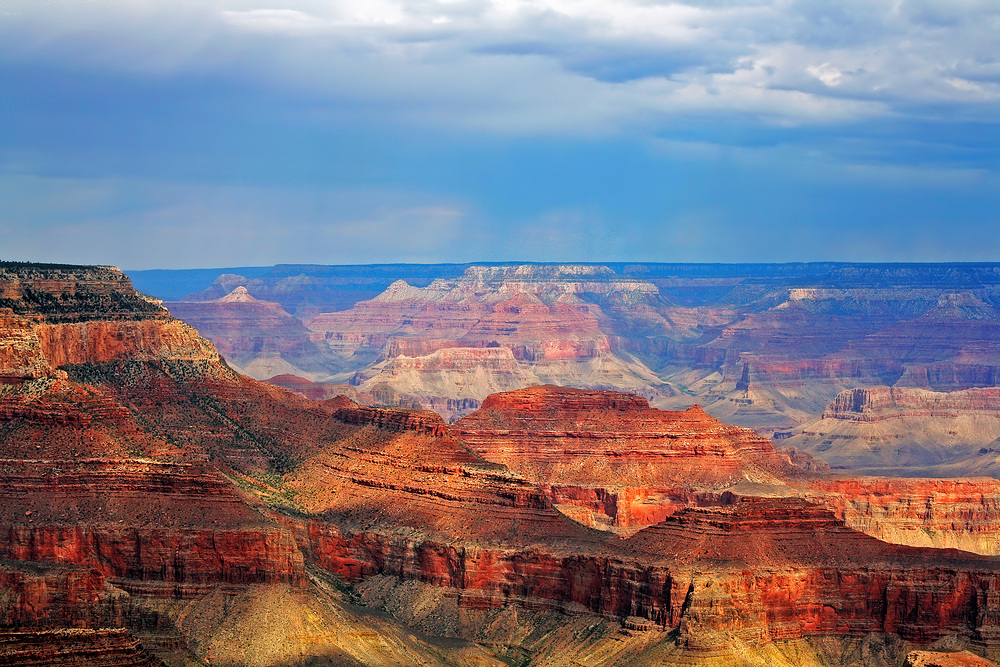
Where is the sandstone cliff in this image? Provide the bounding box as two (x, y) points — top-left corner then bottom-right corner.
(452, 385), (801, 532)
(782, 386), (1000, 472)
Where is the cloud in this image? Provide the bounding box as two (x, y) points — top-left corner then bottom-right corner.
(1, 0), (996, 136)
(1, 0), (997, 269)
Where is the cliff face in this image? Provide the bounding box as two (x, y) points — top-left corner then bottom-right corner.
(452, 385), (800, 532)
(800, 477), (1000, 555)
(0, 562), (126, 630)
(0, 460), (307, 588)
(823, 386), (1000, 422)
(0, 628), (165, 667)
(282, 497), (1000, 654)
(282, 396), (596, 548)
(0, 263), (164, 323)
(782, 386), (1000, 471)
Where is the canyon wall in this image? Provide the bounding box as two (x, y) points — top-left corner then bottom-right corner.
(151, 263), (1000, 458)
(7, 261), (1000, 665)
(783, 387), (1000, 472)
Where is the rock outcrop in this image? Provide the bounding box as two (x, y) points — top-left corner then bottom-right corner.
(0, 561), (126, 630)
(781, 386), (1000, 471)
(0, 628), (164, 667)
(0, 460), (307, 588)
(282, 496), (1000, 655)
(452, 385), (801, 531)
(165, 287), (331, 381)
(798, 477), (1000, 555)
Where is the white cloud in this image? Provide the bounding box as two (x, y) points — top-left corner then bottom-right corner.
(0, 0), (997, 133)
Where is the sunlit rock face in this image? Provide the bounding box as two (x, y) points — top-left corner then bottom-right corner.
(451, 384), (803, 532)
(305, 265), (682, 418)
(782, 386), (1000, 472)
(7, 261), (1000, 666)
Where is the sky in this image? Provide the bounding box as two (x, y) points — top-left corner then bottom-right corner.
(1, 0), (998, 269)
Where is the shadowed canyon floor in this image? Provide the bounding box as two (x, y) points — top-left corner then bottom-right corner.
(5, 261), (1000, 666)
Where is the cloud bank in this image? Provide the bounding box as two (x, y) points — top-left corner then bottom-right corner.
(1, 0), (998, 266)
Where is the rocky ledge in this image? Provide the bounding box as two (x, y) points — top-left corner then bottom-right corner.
(0, 628), (164, 667)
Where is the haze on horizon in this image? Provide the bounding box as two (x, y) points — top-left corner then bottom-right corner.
(1, 0), (998, 270)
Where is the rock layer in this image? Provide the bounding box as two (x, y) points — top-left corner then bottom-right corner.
(0, 460), (307, 588)
(452, 385), (801, 532)
(0, 628), (164, 667)
(782, 386), (1000, 471)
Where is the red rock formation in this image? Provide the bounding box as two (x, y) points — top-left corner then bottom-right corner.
(280, 396), (595, 548)
(451, 385), (799, 533)
(0, 562), (125, 630)
(454, 385), (794, 485)
(0, 460), (307, 588)
(823, 386), (1000, 422)
(0, 628), (164, 667)
(0, 310), (50, 382)
(907, 650), (997, 667)
(798, 477), (1000, 555)
(33, 319), (217, 370)
(283, 497), (1000, 652)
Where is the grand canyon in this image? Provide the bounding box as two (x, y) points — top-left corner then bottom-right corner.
(5, 260), (1000, 666)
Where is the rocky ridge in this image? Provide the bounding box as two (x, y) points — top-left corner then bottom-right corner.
(452, 385), (800, 532)
(165, 287), (330, 381)
(153, 263), (1000, 464)
(0, 628), (165, 667)
(781, 386), (1000, 472)
(6, 262), (1000, 665)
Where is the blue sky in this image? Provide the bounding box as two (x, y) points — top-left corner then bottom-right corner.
(1, 0), (998, 268)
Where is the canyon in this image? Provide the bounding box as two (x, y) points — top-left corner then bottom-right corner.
(5, 260), (1000, 666)
(145, 263), (1000, 473)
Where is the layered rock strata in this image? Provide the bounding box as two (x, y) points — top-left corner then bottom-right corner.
(781, 386), (1000, 472)
(165, 287), (332, 381)
(0, 561), (126, 629)
(799, 477), (1000, 555)
(452, 385), (801, 532)
(282, 497), (1000, 654)
(0, 628), (164, 667)
(306, 265), (678, 417)
(139, 263), (1000, 461)
(0, 460), (306, 589)
(10, 262), (1000, 664)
